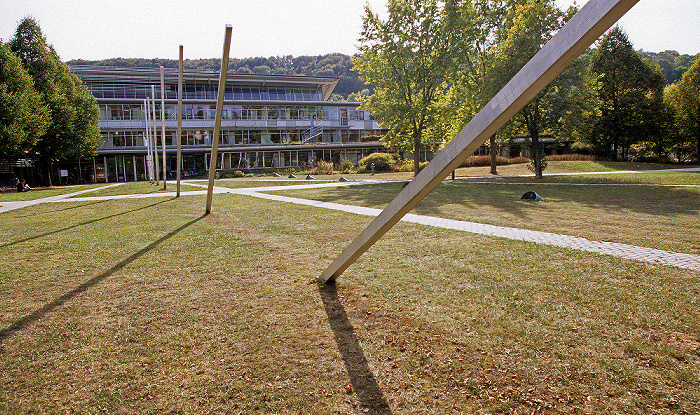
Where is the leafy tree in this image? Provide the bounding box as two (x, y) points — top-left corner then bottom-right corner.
(666, 57), (700, 161)
(438, 0), (509, 175)
(10, 17), (101, 186)
(639, 50), (698, 85)
(586, 27), (666, 160)
(485, 0), (578, 178)
(353, 0), (477, 176)
(0, 41), (49, 158)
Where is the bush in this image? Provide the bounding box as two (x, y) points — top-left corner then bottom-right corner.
(527, 156), (548, 173)
(546, 154), (596, 162)
(310, 160), (334, 175)
(338, 159), (354, 172)
(218, 169), (246, 178)
(392, 159), (429, 173)
(392, 159), (414, 172)
(459, 155), (530, 167)
(358, 153), (395, 173)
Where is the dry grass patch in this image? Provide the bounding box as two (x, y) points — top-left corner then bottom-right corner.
(0, 191), (698, 414)
(71, 182), (203, 198)
(274, 175), (700, 255)
(0, 184), (105, 202)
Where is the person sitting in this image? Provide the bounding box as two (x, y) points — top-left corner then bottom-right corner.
(17, 179), (30, 192)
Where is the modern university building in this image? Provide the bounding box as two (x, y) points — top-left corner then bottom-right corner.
(59, 65), (390, 183)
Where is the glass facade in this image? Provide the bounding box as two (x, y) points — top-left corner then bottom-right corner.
(97, 104), (373, 122)
(85, 82), (323, 102)
(70, 65), (387, 182)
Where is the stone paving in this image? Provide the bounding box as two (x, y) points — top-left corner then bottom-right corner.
(1, 172), (699, 273)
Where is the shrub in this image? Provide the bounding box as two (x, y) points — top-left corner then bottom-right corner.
(338, 159), (354, 172)
(527, 157), (548, 173)
(358, 153), (395, 173)
(509, 157), (530, 164)
(459, 155), (530, 167)
(392, 159), (414, 172)
(392, 159), (430, 172)
(546, 153), (596, 162)
(310, 160), (334, 175)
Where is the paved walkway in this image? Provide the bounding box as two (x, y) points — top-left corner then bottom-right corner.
(2, 173), (699, 272)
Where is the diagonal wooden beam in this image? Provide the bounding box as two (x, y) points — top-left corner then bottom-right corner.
(206, 25), (233, 214)
(318, 0), (640, 284)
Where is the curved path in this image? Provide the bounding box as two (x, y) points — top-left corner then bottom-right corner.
(1, 170), (699, 272)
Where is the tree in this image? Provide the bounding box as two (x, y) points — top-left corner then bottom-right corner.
(10, 17), (101, 186)
(353, 0), (477, 176)
(440, 0), (510, 175)
(666, 57), (700, 161)
(0, 41), (48, 158)
(485, 0), (579, 178)
(586, 27), (666, 160)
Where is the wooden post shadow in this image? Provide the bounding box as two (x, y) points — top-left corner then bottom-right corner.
(319, 0), (640, 284)
(318, 281), (392, 414)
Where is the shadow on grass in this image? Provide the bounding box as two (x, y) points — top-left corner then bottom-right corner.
(318, 281), (392, 414)
(305, 178), (700, 220)
(0, 198), (173, 249)
(0, 213), (206, 344)
(33, 199), (111, 215)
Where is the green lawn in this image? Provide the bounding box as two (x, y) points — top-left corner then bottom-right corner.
(71, 182), (204, 197)
(0, 184), (105, 201)
(0, 163), (698, 414)
(273, 168), (700, 255)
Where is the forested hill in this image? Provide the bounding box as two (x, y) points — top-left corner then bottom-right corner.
(638, 50), (698, 84)
(67, 54), (368, 100)
(68, 50), (696, 99)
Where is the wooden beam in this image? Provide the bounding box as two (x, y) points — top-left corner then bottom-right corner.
(160, 66), (167, 190)
(318, 0), (640, 284)
(205, 25), (233, 214)
(177, 45), (183, 197)
(150, 86), (160, 185)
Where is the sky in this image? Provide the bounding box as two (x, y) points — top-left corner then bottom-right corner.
(1, 0), (698, 62)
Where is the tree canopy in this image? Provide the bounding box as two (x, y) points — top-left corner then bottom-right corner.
(586, 27), (667, 160)
(10, 17), (101, 185)
(666, 57), (700, 161)
(353, 0), (478, 175)
(0, 41), (49, 158)
(485, 0), (578, 178)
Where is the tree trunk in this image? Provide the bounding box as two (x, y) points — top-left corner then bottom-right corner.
(40, 160), (52, 187)
(489, 134), (498, 175)
(413, 140), (421, 177)
(532, 131), (543, 179)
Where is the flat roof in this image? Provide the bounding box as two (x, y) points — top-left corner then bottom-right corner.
(70, 65), (341, 100)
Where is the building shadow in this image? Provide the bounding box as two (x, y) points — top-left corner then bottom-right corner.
(318, 281), (392, 414)
(0, 214), (205, 344)
(1, 198), (173, 249)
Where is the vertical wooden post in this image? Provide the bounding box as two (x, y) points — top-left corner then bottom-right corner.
(205, 24), (233, 214)
(144, 99), (152, 182)
(160, 66), (167, 190)
(151, 85), (160, 185)
(318, 0), (640, 283)
(177, 45), (183, 197)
